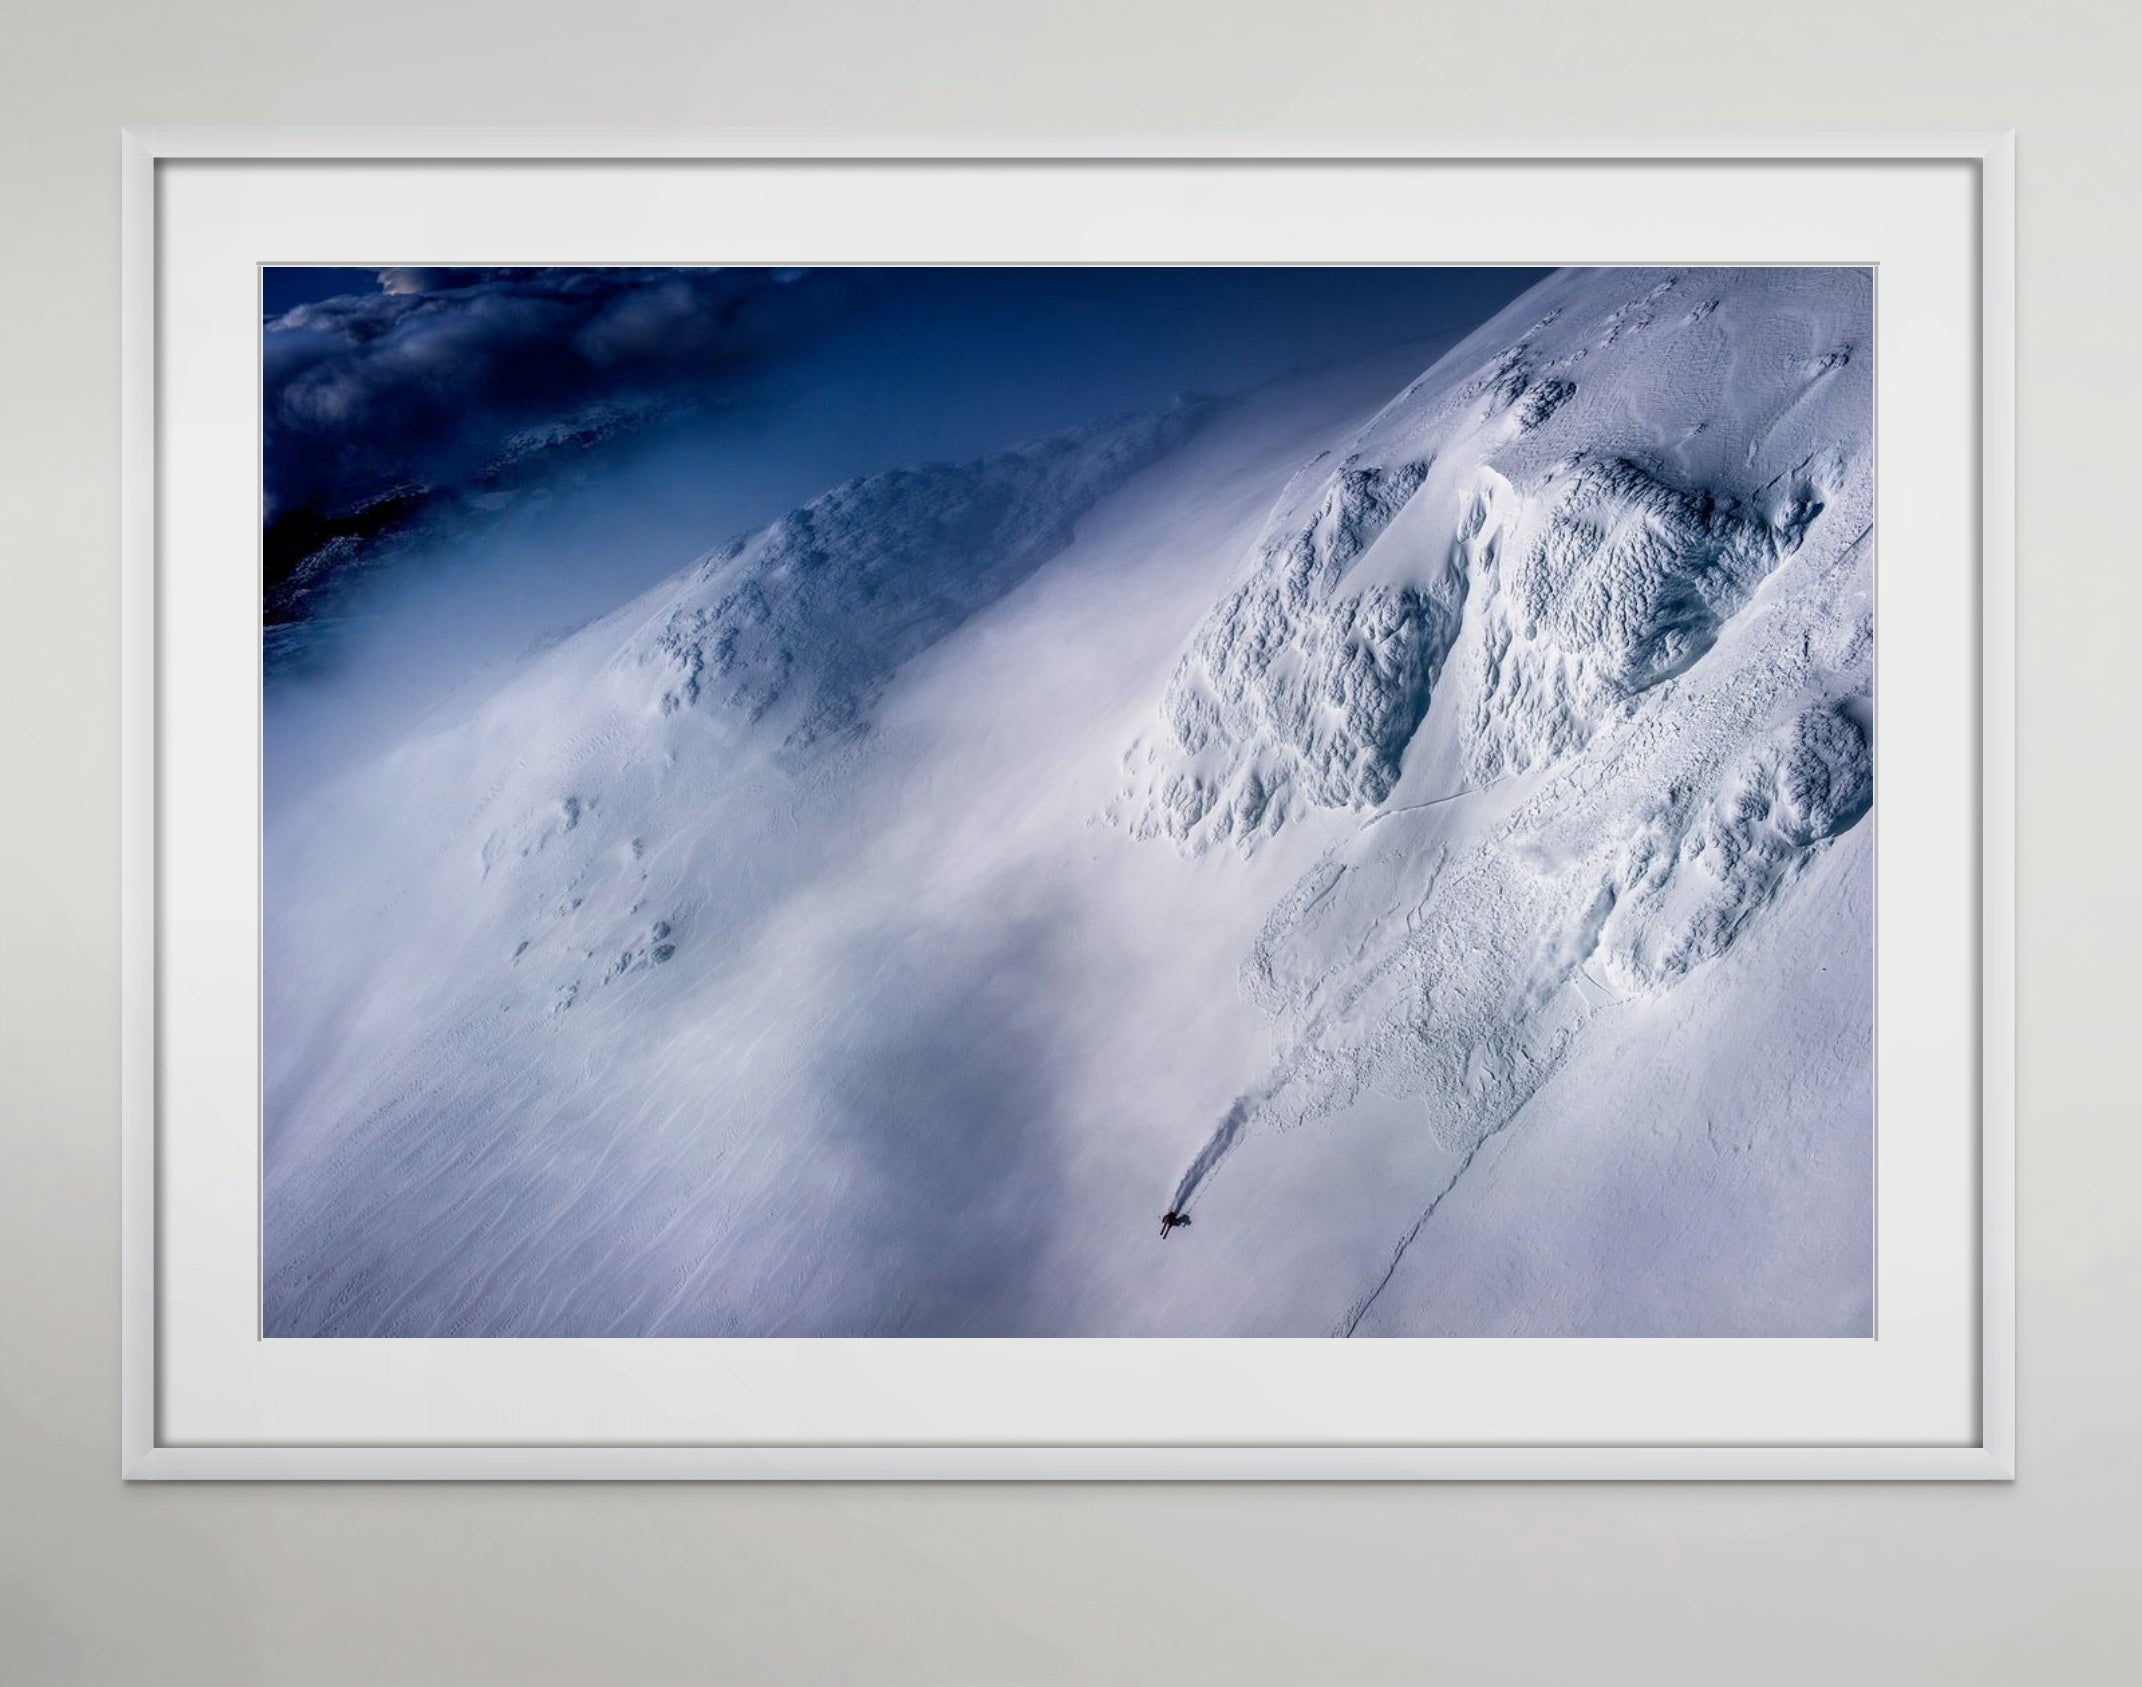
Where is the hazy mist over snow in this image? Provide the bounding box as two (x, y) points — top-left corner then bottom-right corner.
(263, 265), (1873, 1337)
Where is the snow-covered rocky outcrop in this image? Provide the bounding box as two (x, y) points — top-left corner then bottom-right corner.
(1117, 458), (1457, 849)
(265, 269), (1873, 1339)
(1122, 270), (1864, 849)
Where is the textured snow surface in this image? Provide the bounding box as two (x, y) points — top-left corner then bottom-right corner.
(265, 269), (1873, 1336)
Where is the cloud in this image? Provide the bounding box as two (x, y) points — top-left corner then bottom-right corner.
(264, 267), (864, 525)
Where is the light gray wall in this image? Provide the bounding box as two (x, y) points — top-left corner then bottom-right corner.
(1, 3), (2130, 1682)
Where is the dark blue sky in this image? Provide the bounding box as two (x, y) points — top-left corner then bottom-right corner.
(726, 266), (1548, 474)
(263, 266), (383, 315)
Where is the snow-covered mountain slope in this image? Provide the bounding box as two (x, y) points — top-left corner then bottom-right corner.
(635, 402), (1205, 753)
(265, 269), (1872, 1337)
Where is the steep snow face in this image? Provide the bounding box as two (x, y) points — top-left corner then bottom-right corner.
(1132, 268), (1873, 1298)
(264, 272), (1873, 1339)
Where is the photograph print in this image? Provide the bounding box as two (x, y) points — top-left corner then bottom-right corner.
(261, 263), (1874, 1338)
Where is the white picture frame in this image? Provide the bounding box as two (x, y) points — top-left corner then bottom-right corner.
(122, 128), (2015, 1480)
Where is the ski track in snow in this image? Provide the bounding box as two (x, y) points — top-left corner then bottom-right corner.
(1335, 1122), (1506, 1338)
(265, 268), (1875, 1337)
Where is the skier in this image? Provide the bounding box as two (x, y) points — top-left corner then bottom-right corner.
(1159, 1210), (1190, 1239)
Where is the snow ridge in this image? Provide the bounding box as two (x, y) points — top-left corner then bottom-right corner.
(637, 400), (1208, 754)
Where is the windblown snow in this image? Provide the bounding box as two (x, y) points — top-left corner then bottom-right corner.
(265, 267), (1874, 1337)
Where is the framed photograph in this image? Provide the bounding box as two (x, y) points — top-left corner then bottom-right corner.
(123, 129), (2013, 1479)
